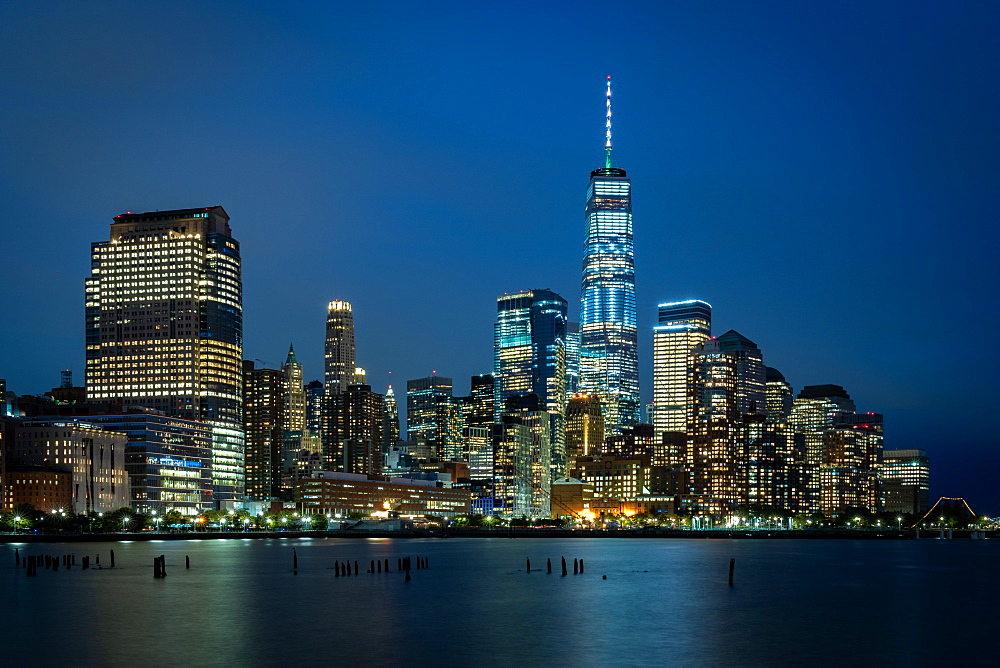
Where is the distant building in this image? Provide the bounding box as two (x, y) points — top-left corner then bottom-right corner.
(880, 449), (930, 515)
(325, 384), (384, 475)
(578, 77), (640, 431)
(324, 301), (356, 398)
(406, 375), (458, 459)
(651, 300), (711, 438)
(295, 471), (470, 518)
(76, 413), (213, 515)
(686, 330), (767, 513)
(494, 289), (568, 478)
(565, 393), (604, 462)
(2, 467), (73, 513)
(242, 361), (285, 501)
(84, 206), (244, 505)
(7, 419), (129, 513)
(550, 477), (594, 518)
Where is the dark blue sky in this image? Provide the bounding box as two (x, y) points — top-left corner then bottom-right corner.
(2, 2), (997, 511)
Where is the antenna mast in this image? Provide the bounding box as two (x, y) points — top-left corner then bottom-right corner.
(605, 75), (613, 168)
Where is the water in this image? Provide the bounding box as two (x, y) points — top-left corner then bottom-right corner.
(3, 537), (997, 667)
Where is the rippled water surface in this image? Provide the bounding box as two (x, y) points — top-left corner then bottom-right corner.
(3, 537), (997, 666)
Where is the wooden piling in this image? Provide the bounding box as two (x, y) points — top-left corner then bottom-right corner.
(110, 550), (115, 568)
(160, 555), (166, 577)
(186, 555), (190, 569)
(370, 559), (375, 574)
(354, 560), (359, 575)
(526, 558), (531, 573)
(377, 559), (382, 573)
(573, 558), (578, 574)
(728, 558), (735, 586)
(15, 548), (20, 567)
(561, 556), (567, 576)
(580, 558), (584, 573)
(547, 558), (552, 573)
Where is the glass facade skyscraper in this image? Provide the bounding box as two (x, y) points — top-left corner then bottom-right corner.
(651, 300), (712, 437)
(579, 77), (639, 432)
(494, 289), (569, 479)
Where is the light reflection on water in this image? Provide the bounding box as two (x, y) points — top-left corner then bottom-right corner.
(3, 538), (997, 667)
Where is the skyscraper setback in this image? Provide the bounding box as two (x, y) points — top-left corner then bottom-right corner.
(85, 206), (244, 502)
(578, 76), (639, 432)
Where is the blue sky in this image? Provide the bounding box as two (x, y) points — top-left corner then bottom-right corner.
(1, 1), (997, 510)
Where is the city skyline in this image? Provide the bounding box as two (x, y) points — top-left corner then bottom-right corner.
(0, 2), (997, 511)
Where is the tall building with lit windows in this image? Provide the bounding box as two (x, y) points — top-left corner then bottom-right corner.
(651, 300), (711, 437)
(579, 76), (639, 432)
(85, 206), (244, 504)
(494, 289), (569, 479)
(324, 301), (356, 397)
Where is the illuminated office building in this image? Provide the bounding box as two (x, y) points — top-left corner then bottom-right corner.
(382, 385), (400, 452)
(324, 301), (356, 397)
(579, 76), (639, 432)
(282, 345), (306, 434)
(651, 300), (712, 437)
(406, 375), (454, 454)
(76, 413), (214, 515)
(463, 374), (495, 430)
(85, 206), (244, 504)
(494, 289), (568, 478)
(880, 449), (929, 516)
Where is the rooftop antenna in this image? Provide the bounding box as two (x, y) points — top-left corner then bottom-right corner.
(605, 75), (613, 169)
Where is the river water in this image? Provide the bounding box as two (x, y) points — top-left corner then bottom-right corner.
(2, 537), (996, 667)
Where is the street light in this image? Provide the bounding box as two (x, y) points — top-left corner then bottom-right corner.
(121, 515), (131, 532)
(12, 515), (22, 534)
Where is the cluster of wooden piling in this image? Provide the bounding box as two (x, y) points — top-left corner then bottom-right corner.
(525, 556), (586, 575)
(16, 547), (119, 576)
(324, 555), (429, 582)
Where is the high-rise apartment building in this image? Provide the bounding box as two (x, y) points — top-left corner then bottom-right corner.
(578, 77), (639, 432)
(85, 206), (244, 504)
(326, 383), (384, 475)
(651, 300), (712, 437)
(242, 360), (285, 501)
(324, 301), (356, 397)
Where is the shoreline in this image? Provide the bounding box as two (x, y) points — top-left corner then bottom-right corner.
(1, 527), (990, 544)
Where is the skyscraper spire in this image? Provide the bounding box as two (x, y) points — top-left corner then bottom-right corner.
(580, 76), (639, 432)
(605, 75), (613, 169)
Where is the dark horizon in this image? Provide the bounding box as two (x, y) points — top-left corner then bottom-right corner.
(1, 1), (997, 512)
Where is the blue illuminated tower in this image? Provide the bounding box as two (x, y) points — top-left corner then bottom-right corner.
(579, 76), (639, 432)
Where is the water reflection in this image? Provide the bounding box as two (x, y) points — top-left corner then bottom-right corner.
(3, 538), (998, 666)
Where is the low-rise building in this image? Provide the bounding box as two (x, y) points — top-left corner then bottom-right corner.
(296, 471), (470, 518)
(2, 466), (73, 512)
